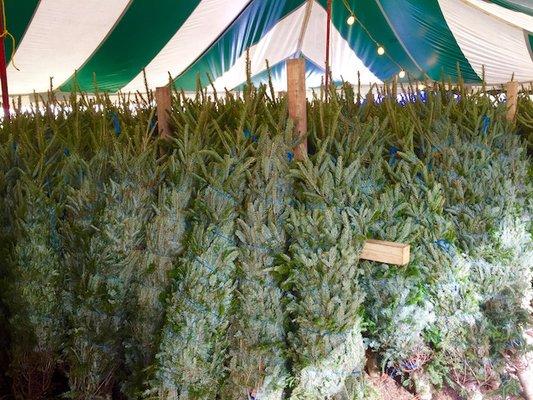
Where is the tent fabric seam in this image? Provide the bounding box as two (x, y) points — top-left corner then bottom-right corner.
(459, 0), (532, 31)
(296, 0), (314, 56)
(172, 0), (255, 82)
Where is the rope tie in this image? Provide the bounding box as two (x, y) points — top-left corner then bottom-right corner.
(0, 0), (19, 70)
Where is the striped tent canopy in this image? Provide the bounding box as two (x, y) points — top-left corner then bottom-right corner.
(4, 0), (533, 95)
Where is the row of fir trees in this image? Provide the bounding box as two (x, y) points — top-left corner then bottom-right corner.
(0, 81), (531, 400)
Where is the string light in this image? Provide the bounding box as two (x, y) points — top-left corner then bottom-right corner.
(377, 45), (385, 56)
(346, 14), (356, 25)
(398, 70), (406, 79)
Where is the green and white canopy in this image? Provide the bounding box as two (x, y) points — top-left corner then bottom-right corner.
(4, 0), (533, 95)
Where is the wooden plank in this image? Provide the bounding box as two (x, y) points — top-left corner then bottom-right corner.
(506, 80), (519, 122)
(286, 58), (308, 160)
(155, 86), (172, 138)
(360, 239), (410, 265)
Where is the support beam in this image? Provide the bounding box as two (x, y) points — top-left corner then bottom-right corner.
(506, 80), (519, 122)
(155, 86), (172, 138)
(287, 58), (308, 160)
(0, 0), (10, 121)
(360, 239), (410, 265)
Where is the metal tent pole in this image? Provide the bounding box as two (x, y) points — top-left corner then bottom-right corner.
(0, 0), (10, 120)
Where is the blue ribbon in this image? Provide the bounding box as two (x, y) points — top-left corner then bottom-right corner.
(287, 151), (294, 162)
(112, 112), (121, 136)
(481, 115), (490, 135)
(389, 146), (399, 166)
(435, 239), (451, 253)
(243, 129), (258, 142)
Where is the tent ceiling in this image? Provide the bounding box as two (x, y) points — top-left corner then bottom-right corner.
(4, 0), (533, 95)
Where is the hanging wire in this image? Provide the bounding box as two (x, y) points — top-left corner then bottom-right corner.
(0, 0), (19, 70)
(340, 0), (405, 73)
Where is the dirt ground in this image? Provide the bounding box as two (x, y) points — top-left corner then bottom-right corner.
(367, 374), (462, 400)
(367, 374), (526, 400)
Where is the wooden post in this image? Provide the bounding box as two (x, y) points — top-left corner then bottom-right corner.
(506, 80), (519, 122)
(360, 239), (410, 265)
(155, 86), (172, 138)
(365, 87), (374, 105)
(287, 58), (308, 160)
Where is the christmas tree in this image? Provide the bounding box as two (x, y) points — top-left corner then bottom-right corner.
(152, 147), (252, 399)
(284, 146), (368, 398)
(224, 132), (292, 399)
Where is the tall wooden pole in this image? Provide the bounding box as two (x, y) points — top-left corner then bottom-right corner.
(506, 80), (518, 122)
(324, 0), (332, 100)
(287, 58), (307, 160)
(0, 0), (10, 120)
(155, 86), (171, 138)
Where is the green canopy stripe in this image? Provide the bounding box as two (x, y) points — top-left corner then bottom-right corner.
(317, 0), (424, 80)
(377, 0), (481, 82)
(373, 0), (426, 75)
(60, 0), (202, 92)
(4, 0), (40, 63)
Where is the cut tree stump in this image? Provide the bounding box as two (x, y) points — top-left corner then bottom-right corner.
(360, 239), (410, 265)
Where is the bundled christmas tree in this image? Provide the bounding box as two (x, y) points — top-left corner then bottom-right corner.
(62, 147), (158, 398)
(223, 132), (292, 399)
(426, 117), (532, 393)
(361, 149), (480, 397)
(152, 147), (252, 399)
(0, 132), (15, 396)
(124, 135), (200, 397)
(283, 145), (369, 399)
(3, 175), (64, 399)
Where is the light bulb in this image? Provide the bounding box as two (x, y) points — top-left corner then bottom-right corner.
(398, 70), (406, 79)
(377, 45), (385, 56)
(347, 15), (356, 25)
